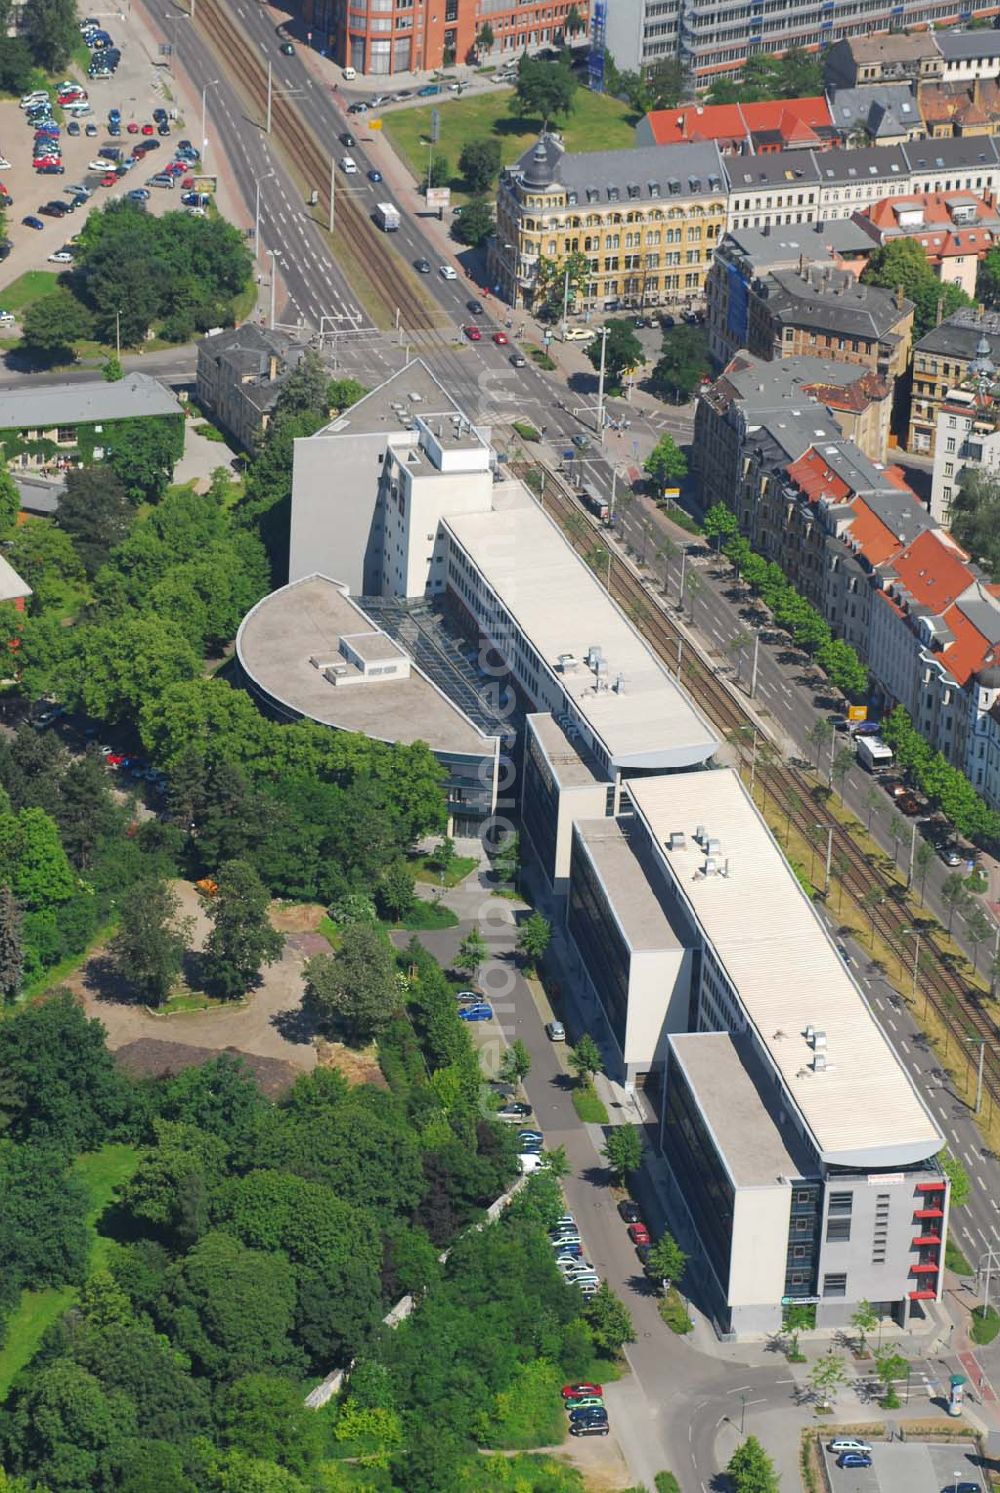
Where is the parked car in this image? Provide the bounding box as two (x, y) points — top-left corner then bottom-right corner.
(22, 215), (44, 229)
(627, 1223), (651, 1246)
(564, 1396), (604, 1411)
(617, 1200), (642, 1223)
(495, 1102), (531, 1120)
(36, 164), (65, 175)
(828, 1441), (872, 1456)
(48, 248), (73, 262)
(545, 1020), (566, 1041)
(463, 324), (481, 341)
(837, 1454), (872, 1470)
(67, 120), (81, 135)
(457, 1002), (492, 1021)
(569, 1407), (608, 1424)
(562, 1384), (604, 1399)
(570, 1421), (609, 1436)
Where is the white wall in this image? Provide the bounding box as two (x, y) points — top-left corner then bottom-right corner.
(624, 948), (694, 1074)
(728, 1186), (792, 1309)
(383, 462), (492, 598)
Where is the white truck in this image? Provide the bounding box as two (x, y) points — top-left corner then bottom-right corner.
(856, 734), (894, 772)
(374, 201), (400, 232)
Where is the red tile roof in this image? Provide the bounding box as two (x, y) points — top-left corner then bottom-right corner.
(847, 499), (905, 567)
(938, 600), (995, 686)
(642, 96), (833, 149)
(888, 527), (973, 612)
(787, 448), (852, 504)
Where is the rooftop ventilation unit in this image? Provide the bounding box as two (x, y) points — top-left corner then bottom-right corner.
(704, 856), (718, 875)
(812, 1029), (827, 1050)
(695, 823), (706, 843)
(706, 836), (721, 856)
(586, 644), (604, 668)
(613, 672), (626, 694)
(667, 831), (687, 851)
(813, 1053), (827, 1072)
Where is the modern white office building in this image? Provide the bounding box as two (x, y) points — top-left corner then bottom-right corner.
(563, 767), (947, 1335)
(266, 361), (716, 836)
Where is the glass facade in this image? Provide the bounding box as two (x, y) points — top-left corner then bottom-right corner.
(663, 1058), (735, 1294)
(522, 730), (560, 886)
(785, 1182), (821, 1299)
(567, 836), (631, 1054)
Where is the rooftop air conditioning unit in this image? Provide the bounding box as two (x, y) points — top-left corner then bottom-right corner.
(813, 1053), (827, 1072)
(704, 856), (718, 875)
(813, 1029), (827, 1050)
(695, 824), (706, 843)
(706, 837), (721, 856)
(668, 831), (687, 851)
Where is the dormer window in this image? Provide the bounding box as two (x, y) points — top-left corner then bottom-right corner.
(607, 185), (620, 202)
(586, 187), (599, 203)
(648, 180), (660, 197)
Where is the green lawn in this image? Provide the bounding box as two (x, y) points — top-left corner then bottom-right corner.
(0, 1143), (140, 1395)
(383, 90), (639, 202)
(0, 270), (60, 316)
(411, 852), (478, 888)
(571, 1081), (609, 1125)
(385, 900), (459, 932)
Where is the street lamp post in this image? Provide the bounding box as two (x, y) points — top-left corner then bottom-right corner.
(966, 1037), (987, 1114)
(815, 823), (835, 897)
(595, 326), (609, 437)
(267, 249), (278, 329)
(201, 78), (219, 174)
(902, 926), (922, 1012)
(254, 170), (274, 263)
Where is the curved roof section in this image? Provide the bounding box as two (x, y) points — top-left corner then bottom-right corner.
(236, 575), (497, 759)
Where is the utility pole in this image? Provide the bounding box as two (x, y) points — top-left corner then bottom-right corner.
(254, 170), (274, 263)
(266, 61), (272, 134)
(749, 632), (760, 698)
(967, 1037), (987, 1114)
(114, 308), (120, 360)
(328, 155), (336, 234)
(596, 325), (609, 436)
(815, 823), (834, 897)
(201, 78), (218, 173)
(609, 466), (617, 527)
(907, 820), (918, 889)
(678, 547), (687, 607)
(749, 728), (759, 798)
(902, 926), (921, 1010)
(561, 265), (570, 336)
(267, 249), (277, 329)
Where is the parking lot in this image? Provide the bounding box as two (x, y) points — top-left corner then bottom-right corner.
(0, 10), (205, 310)
(822, 1438), (983, 1493)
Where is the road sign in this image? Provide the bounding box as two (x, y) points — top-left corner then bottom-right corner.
(431, 108), (441, 143)
(664, 486), (680, 498)
(781, 1295), (821, 1305)
(369, 118), (382, 129)
(848, 704), (868, 722)
(426, 186), (450, 211)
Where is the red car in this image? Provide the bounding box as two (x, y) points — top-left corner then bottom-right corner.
(141, 123), (155, 136)
(181, 176), (195, 189)
(463, 324), (481, 341)
(492, 330), (509, 345)
(126, 122), (139, 134)
(627, 1223), (651, 1246)
(105, 754), (126, 768)
(562, 1383), (603, 1399)
(100, 173), (117, 187)
(34, 159), (61, 170)
(164, 161), (185, 176)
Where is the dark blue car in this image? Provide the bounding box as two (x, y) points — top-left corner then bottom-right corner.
(837, 1454), (872, 1469)
(457, 1003), (492, 1022)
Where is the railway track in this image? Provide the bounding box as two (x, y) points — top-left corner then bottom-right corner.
(517, 458), (1000, 1114)
(197, 0), (439, 331)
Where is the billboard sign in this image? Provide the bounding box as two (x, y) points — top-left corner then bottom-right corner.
(588, 0), (607, 92)
(426, 186), (451, 211)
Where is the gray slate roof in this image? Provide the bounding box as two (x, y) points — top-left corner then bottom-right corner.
(815, 144), (910, 184)
(915, 306), (1000, 359)
(198, 322), (292, 375)
(827, 84), (920, 138)
(0, 372), (180, 431)
(902, 136), (1000, 174)
(725, 154), (821, 190)
(758, 264), (911, 341)
(14, 473), (64, 514)
(514, 133), (726, 204)
(717, 351), (884, 411)
(936, 29), (1000, 60)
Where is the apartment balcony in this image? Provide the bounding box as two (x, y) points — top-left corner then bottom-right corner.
(910, 1262), (940, 1275)
(909, 1289), (937, 1300)
(912, 1234), (942, 1247)
(913, 1206), (944, 1221)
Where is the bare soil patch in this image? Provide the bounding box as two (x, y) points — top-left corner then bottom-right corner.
(270, 902), (327, 933)
(315, 1038), (387, 1089)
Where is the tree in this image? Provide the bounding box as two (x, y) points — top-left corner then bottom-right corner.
(55, 466), (133, 577)
(783, 1302), (813, 1359)
(475, 19), (494, 50)
(23, 0), (76, 70)
(377, 861), (416, 923)
(109, 878), (192, 1006)
(915, 838), (934, 900)
(202, 859), (284, 999)
(832, 746), (854, 802)
(0, 37), (36, 96)
(516, 910), (551, 971)
(850, 1298), (878, 1356)
(3, 1358), (137, 1491)
(456, 928), (488, 981)
(492, 830), (520, 886)
(102, 354), (124, 381)
(965, 904), (992, 972)
(452, 195), (494, 248)
(305, 923), (398, 1044)
(950, 468), (1000, 582)
(499, 1037), (531, 1085)
(533, 248), (591, 321)
(586, 318), (644, 392)
(458, 139), (502, 194)
(326, 377), (367, 413)
(584, 1282), (636, 1355)
(216, 1375), (328, 1472)
(726, 1435), (780, 1493)
(603, 1124), (643, 1185)
(942, 871), (971, 934)
(428, 836), (458, 882)
(0, 885), (23, 1004)
(427, 153), (451, 189)
(0, 804), (75, 911)
(514, 55), (578, 127)
(862, 884), (885, 945)
(644, 434), (687, 494)
(703, 501), (738, 551)
(650, 324), (709, 402)
(808, 1351), (847, 1409)
(644, 1231), (687, 1290)
(21, 288), (93, 356)
(862, 237), (969, 338)
(940, 1149), (970, 1208)
(873, 1347), (908, 1409)
(0, 468), (18, 540)
(105, 414), (185, 503)
(808, 716), (833, 772)
(568, 1033), (602, 1085)
(564, 2), (585, 33)
(273, 349), (330, 421)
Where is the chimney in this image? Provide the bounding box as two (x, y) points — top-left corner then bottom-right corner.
(936, 295), (944, 327)
(268, 354), (279, 381)
(974, 75), (983, 110)
(895, 284), (904, 309)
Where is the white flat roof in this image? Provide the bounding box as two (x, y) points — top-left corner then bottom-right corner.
(628, 769), (942, 1168)
(444, 487), (718, 769)
(236, 574), (496, 758)
(0, 553), (31, 604)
